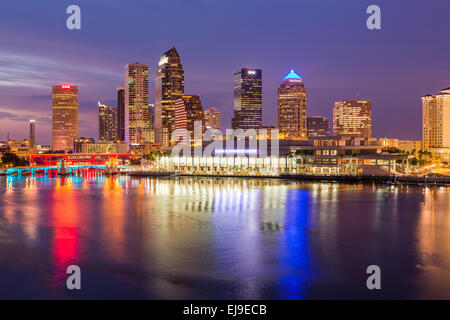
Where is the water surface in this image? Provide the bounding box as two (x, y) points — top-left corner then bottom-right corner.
(1, 173), (450, 299)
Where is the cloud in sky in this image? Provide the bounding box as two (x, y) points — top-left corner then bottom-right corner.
(0, 51), (119, 89)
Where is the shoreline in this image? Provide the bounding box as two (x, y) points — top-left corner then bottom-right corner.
(4, 169), (450, 187)
(130, 172), (450, 186)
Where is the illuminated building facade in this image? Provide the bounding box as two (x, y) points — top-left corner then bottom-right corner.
(98, 101), (118, 142)
(277, 70), (307, 140)
(81, 142), (128, 155)
(204, 107), (221, 131)
(159, 136), (409, 177)
(398, 140), (422, 154)
(422, 87), (450, 151)
(29, 120), (36, 148)
(232, 68), (262, 130)
(174, 95), (204, 143)
(148, 103), (155, 143)
(52, 84), (78, 152)
(124, 63), (151, 144)
(117, 86), (125, 141)
(333, 99), (372, 138)
(307, 116), (330, 138)
(74, 137), (95, 153)
(155, 47), (185, 147)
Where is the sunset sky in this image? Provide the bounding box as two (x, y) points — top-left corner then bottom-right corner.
(0, 0), (448, 144)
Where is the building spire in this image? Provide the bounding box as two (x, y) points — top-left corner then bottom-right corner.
(284, 69), (302, 80)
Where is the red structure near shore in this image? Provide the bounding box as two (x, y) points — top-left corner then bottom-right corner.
(28, 154), (134, 166)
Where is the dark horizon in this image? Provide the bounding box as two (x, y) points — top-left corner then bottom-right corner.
(0, 0), (449, 144)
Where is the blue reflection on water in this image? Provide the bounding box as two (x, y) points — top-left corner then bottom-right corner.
(279, 189), (312, 299)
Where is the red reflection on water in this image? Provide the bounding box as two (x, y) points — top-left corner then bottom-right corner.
(47, 178), (80, 291)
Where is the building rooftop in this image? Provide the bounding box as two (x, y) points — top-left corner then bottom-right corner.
(284, 70), (302, 80)
(163, 47), (179, 58)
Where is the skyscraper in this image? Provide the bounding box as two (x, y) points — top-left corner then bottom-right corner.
(307, 116), (330, 138)
(124, 63), (151, 144)
(148, 103), (155, 143)
(52, 84), (78, 152)
(333, 99), (372, 138)
(174, 95), (204, 142)
(117, 86), (125, 142)
(98, 101), (118, 142)
(422, 87), (450, 151)
(29, 120), (35, 148)
(232, 68), (262, 130)
(277, 70), (307, 140)
(204, 107), (221, 131)
(155, 47), (185, 147)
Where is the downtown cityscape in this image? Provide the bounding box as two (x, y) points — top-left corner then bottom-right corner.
(1, 46), (449, 180)
(0, 0), (450, 308)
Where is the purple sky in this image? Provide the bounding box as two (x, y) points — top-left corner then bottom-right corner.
(0, 0), (448, 145)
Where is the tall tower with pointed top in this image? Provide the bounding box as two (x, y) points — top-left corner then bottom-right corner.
(155, 47), (185, 147)
(277, 70), (307, 140)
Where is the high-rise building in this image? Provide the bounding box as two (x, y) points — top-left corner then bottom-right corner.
(124, 63), (151, 145)
(98, 101), (118, 142)
(422, 87), (450, 151)
(333, 99), (372, 138)
(277, 70), (307, 140)
(52, 84), (78, 152)
(174, 95), (204, 143)
(29, 120), (36, 148)
(232, 68), (262, 130)
(148, 103), (155, 143)
(117, 86), (125, 142)
(307, 116), (330, 138)
(155, 47), (185, 147)
(204, 107), (221, 131)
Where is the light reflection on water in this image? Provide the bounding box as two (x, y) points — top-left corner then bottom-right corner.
(1, 173), (450, 299)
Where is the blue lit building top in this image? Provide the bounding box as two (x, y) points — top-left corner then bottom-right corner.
(284, 70), (302, 80)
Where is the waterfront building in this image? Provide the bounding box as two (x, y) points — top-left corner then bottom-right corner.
(29, 120), (36, 148)
(124, 63), (151, 145)
(98, 102), (118, 142)
(398, 140), (422, 154)
(160, 140), (409, 177)
(129, 143), (161, 156)
(422, 87), (450, 151)
(278, 70), (307, 140)
(81, 142), (128, 155)
(204, 107), (221, 131)
(333, 99), (372, 138)
(232, 68), (262, 130)
(155, 47), (185, 147)
(174, 95), (204, 143)
(7, 139), (31, 156)
(73, 137), (95, 153)
(307, 116), (330, 138)
(160, 135), (409, 177)
(117, 86), (125, 142)
(52, 84), (78, 152)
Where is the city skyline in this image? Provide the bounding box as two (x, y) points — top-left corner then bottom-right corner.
(0, 1), (449, 144)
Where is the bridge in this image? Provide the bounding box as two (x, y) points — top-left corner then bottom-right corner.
(28, 153), (134, 166)
(4, 164), (116, 176)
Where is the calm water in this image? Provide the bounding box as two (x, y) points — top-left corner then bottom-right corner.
(1, 172), (450, 299)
